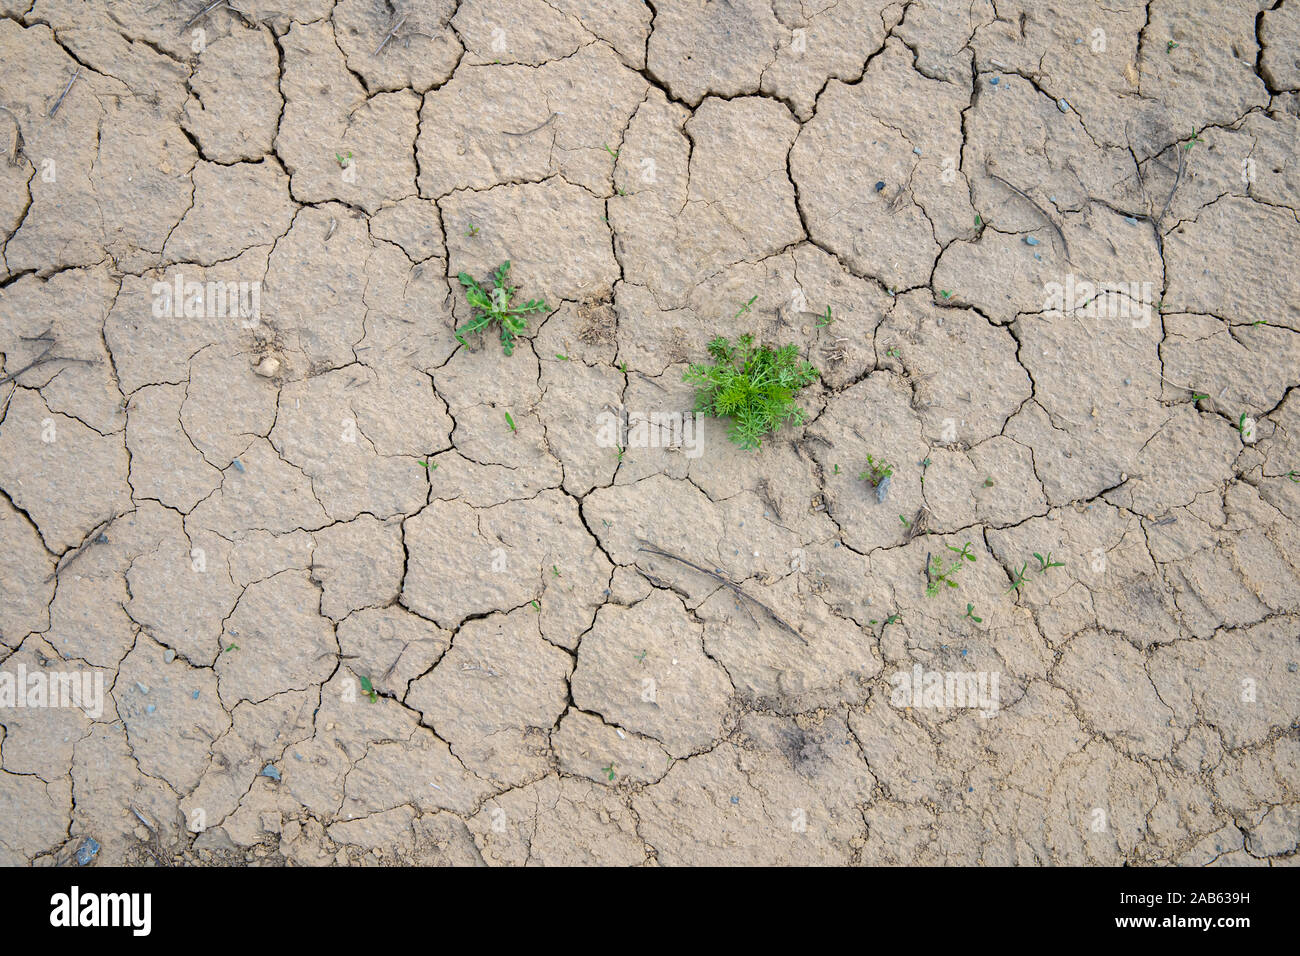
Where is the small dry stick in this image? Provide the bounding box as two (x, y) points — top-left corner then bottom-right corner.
(636, 540), (806, 643)
(184, 0), (228, 30)
(985, 167), (1070, 260)
(48, 68), (80, 118)
(373, 13), (407, 56)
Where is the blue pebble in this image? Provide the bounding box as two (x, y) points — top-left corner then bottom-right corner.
(875, 180), (885, 192)
(989, 76), (999, 85)
(1024, 236), (1040, 246)
(261, 764), (281, 781)
(913, 147), (922, 155)
(730, 796), (739, 805)
(75, 837), (100, 866)
(875, 475), (891, 504)
(146, 704), (156, 714)
(1124, 216), (1138, 225)
(232, 459), (245, 472)
(192, 690), (200, 699)
(1057, 99), (1069, 113)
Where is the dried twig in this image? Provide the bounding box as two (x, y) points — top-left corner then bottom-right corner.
(985, 166), (1070, 260)
(636, 540), (806, 643)
(184, 0), (228, 30)
(373, 13), (408, 56)
(502, 112), (558, 137)
(48, 68), (80, 118)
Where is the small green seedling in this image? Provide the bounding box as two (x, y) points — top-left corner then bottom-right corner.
(455, 260), (550, 356)
(965, 603), (982, 623)
(1006, 562), (1029, 593)
(975, 214), (982, 227)
(926, 542), (976, 597)
(530, 599), (540, 610)
(615, 446), (626, 463)
(1032, 551), (1065, 573)
(886, 346), (901, 359)
(939, 290), (953, 300)
(601, 762), (616, 781)
(983, 477), (994, 488)
(505, 411), (516, 432)
(552, 565), (561, 577)
(860, 455), (893, 487)
(816, 305), (834, 327)
(899, 514), (911, 528)
(603, 143), (619, 160)
(885, 612), (902, 625)
(833, 464), (840, 475)
(1236, 412), (1248, 433)
(1191, 392), (1208, 403)
(335, 151), (352, 167)
(683, 333), (819, 450)
(418, 458), (437, 470)
(1166, 39), (1178, 53)
(1288, 471), (1300, 483)
(735, 294), (758, 318)
(1184, 130), (1201, 151)
(465, 222), (480, 237)
(224, 643), (238, 653)
(634, 649), (647, 662)
(359, 675), (378, 703)
(556, 353), (569, 361)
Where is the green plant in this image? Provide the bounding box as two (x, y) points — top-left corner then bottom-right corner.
(601, 762), (616, 781)
(505, 411), (516, 432)
(860, 455), (893, 487)
(926, 542), (976, 597)
(1184, 129), (1201, 151)
(465, 222), (479, 237)
(455, 261), (550, 356)
(965, 603), (982, 623)
(1288, 471), (1299, 483)
(359, 675), (378, 703)
(335, 151), (352, 167)
(1032, 551), (1065, 573)
(938, 290), (953, 300)
(1006, 562), (1028, 593)
(683, 334), (819, 450)
(1166, 39), (1178, 53)
(983, 477), (994, 488)
(816, 305), (834, 327)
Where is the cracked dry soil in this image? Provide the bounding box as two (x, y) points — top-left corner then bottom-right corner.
(0, 0), (1298, 868)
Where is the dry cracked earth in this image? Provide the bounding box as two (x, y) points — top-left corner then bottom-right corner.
(0, 0), (1298, 868)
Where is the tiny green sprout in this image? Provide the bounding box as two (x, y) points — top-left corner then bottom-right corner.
(885, 613), (902, 625)
(1191, 392), (1208, 403)
(505, 411), (516, 432)
(1006, 562), (1029, 593)
(735, 294), (758, 318)
(1032, 551), (1065, 573)
(616, 187), (627, 196)
(1237, 412), (1247, 433)
(530, 599), (540, 611)
(455, 260), (550, 355)
(634, 649), (647, 662)
(983, 477), (994, 488)
(816, 305), (834, 327)
(939, 290), (953, 300)
(601, 762), (616, 781)
(1288, 471), (1300, 483)
(465, 222), (480, 237)
(1252, 319), (1266, 326)
(359, 675), (378, 703)
(833, 464), (840, 475)
(965, 603), (982, 623)
(899, 514), (911, 528)
(603, 143), (619, 160)
(886, 346), (901, 359)
(1166, 39), (1178, 53)
(618, 362), (628, 374)
(948, 541), (976, 563)
(335, 151), (352, 167)
(224, 643), (238, 653)
(1184, 129), (1201, 151)
(975, 214), (982, 227)
(616, 446), (626, 463)
(555, 353), (570, 361)
(860, 455), (894, 487)
(552, 565), (561, 577)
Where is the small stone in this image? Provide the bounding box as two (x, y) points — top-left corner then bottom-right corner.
(192, 690), (200, 699)
(261, 764), (281, 781)
(1024, 236), (1040, 246)
(146, 704), (156, 714)
(232, 459), (245, 473)
(989, 76), (999, 85)
(75, 837), (100, 865)
(875, 180), (885, 192)
(875, 475), (891, 503)
(1057, 98), (1069, 112)
(254, 356), (280, 378)
(135, 681), (149, 695)
(164, 649), (176, 663)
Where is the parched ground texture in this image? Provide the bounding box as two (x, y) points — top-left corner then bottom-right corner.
(1, 0), (1298, 867)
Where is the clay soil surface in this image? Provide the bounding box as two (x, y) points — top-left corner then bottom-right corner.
(1, 0), (1298, 866)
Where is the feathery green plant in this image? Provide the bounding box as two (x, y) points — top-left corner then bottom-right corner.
(683, 334), (819, 450)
